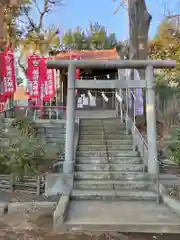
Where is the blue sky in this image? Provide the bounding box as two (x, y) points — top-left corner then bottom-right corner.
(33, 0), (180, 40)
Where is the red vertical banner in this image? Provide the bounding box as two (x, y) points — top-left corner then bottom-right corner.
(70, 54), (80, 96)
(27, 54), (41, 99)
(0, 52), (5, 102)
(39, 57), (46, 99)
(39, 57), (55, 101)
(1, 48), (16, 97)
(46, 57), (55, 100)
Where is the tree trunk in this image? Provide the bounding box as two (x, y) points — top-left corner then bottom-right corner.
(128, 0), (152, 124)
(128, 0), (152, 62)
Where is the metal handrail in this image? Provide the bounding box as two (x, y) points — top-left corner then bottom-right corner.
(125, 89), (136, 151)
(124, 89), (160, 204)
(134, 124), (161, 203)
(74, 118), (80, 163)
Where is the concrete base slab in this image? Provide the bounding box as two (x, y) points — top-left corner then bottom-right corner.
(65, 201), (180, 233)
(7, 201), (56, 214)
(160, 184), (180, 217)
(53, 195), (70, 232)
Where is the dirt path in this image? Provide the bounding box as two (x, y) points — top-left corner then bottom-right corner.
(0, 229), (180, 240)
(0, 213), (180, 240)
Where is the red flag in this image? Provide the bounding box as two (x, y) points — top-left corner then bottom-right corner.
(27, 54), (41, 99)
(70, 54), (80, 96)
(0, 52), (5, 102)
(1, 48), (16, 97)
(0, 95), (7, 103)
(39, 57), (55, 102)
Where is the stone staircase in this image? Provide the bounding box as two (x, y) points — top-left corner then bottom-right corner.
(36, 120), (66, 172)
(37, 120), (65, 148)
(54, 117), (180, 233)
(71, 118), (158, 201)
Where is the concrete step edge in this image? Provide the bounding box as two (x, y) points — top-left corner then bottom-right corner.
(78, 140), (132, 142)
(73, 180), (154, 185)
(74, 171), (155, 177)
(75, 163), (143, 166)
(76, 158), (141, 161)
(77, 145), (133, 147)
(76, 161), (142, 164)
(71, 190), (157, 198)
(76, 150), (136, 153)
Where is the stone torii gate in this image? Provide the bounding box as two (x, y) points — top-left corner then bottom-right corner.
(47, 59), (176, 175)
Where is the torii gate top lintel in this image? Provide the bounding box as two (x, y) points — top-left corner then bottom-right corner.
(47, 59), (176, 70)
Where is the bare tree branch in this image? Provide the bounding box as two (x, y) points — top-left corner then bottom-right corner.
(32, 0), (41, 14)
(37, 0), (49, 33)
(18, 58), (26, 73)
(113, 0), (127, 14)
(17, 0), (62, 73)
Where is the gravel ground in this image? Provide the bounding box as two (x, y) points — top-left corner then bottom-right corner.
(0, 191), (60, 203)
(0, 229), (180, 240)
(0, 212), (180, 240)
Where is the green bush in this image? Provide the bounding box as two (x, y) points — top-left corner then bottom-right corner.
(10, 117), (38, 137)
(167, 127), (180, 165)
(0, 119), (59, 182)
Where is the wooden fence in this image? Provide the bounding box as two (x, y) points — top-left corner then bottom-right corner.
(0, 174), (45, 195)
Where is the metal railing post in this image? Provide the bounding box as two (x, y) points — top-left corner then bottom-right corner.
(125, 88), (128, 134)
(133, 95), (136, 151)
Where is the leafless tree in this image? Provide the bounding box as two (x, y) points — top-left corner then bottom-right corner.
(113, 0), (152, 63)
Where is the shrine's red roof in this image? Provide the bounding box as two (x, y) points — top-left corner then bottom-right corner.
(55, 48), (118, 60)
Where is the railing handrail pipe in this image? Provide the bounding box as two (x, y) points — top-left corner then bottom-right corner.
(125, 89), (136, 151)
(133, 118), (160, 204)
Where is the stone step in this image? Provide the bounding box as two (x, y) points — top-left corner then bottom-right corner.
(76, 151), (138, 157)
(74, 171), (156, 181)
(79, 132), (127, 136)
(79, 135), (132, 140)
(43, 130), (65, 135)
(79, 132), (129, 136)
(80, 122), (102, 126)
(73, 180), (154, 190)
(76, 157), (142, 164)
(70, 189), (157, 201)
(77, 145), (106, 151)
(103, 125), (126, 128)
(80, 120), (125, 124)
(79, 133), (104, 136)
(79, 135), (105, 141)
(78, 140), (133, 145)
(108, 151), (139, 157)
(107, 145), (133, 150)
(38, 126), (66, 132)
(80, 126), (125, 129)
(80, 126), (126, 131)
(45, 138), (65, 143)
(47, 142), (63, 148)
(44, 135), (65, 141)
(41, 126), (66, 129)
(77, 145), (133, 151)
(75, 163), (144, 172)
